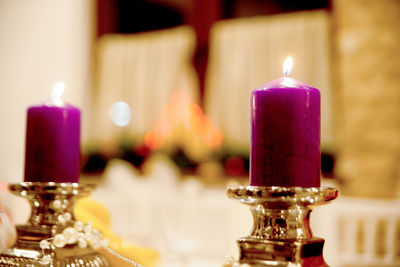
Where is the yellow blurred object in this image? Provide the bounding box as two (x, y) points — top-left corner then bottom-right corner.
(74, 198), (159, 267)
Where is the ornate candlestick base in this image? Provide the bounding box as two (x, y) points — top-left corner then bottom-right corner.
(226, 186), (338, 267)
(0, 182), (109, 267)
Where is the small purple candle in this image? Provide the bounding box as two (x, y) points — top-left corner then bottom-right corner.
(24, 82), (81, 183)
(250, 57), (320, 187)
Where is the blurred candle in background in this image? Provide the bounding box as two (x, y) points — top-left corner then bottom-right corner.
(250, 57), (321, 187)
(24, 82), (81, 183)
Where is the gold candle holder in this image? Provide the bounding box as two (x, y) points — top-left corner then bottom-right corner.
(226, 186), (338, 267)
(0, 182), (109, 266)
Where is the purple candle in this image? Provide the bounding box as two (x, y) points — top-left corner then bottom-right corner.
(250, 57), (320, 187)
(24, 82), (81, 183)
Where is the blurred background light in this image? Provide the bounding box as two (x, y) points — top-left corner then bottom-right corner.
(109, 101), (131, 127)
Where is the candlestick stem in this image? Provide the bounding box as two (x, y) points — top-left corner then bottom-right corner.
(226, 186), (338, 267)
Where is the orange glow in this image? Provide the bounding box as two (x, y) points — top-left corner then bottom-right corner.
(189, 103), (203, 118)
(144, 89), (224, 151)
(154, 118), (171, 136)
(171, 90), (191, 107)
(144, 130), (164, 150)
(204, 127), (223, 147)
(193, 115), (211, 136)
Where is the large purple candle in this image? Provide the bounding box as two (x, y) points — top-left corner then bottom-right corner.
(24, 82), (81, 183)
(250, 58), (320, 187)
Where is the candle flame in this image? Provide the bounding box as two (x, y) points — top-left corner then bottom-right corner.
(51, 81), (65, 106)
(51, 81), (65, 98)
(283, 56), (293, 76)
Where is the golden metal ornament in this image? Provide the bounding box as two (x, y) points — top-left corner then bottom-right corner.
(0, 182), (109, 267)
(225, 186), (338, 267)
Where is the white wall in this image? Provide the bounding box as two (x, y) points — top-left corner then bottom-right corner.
(0, 0), (93, 182)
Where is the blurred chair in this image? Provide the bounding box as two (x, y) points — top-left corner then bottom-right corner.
(312, 195), (400, 267)
(205, 11), (332, 151)
(91, 26), (199, 144)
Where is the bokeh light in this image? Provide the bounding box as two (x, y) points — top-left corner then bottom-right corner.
(109, 101), (131, 127)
